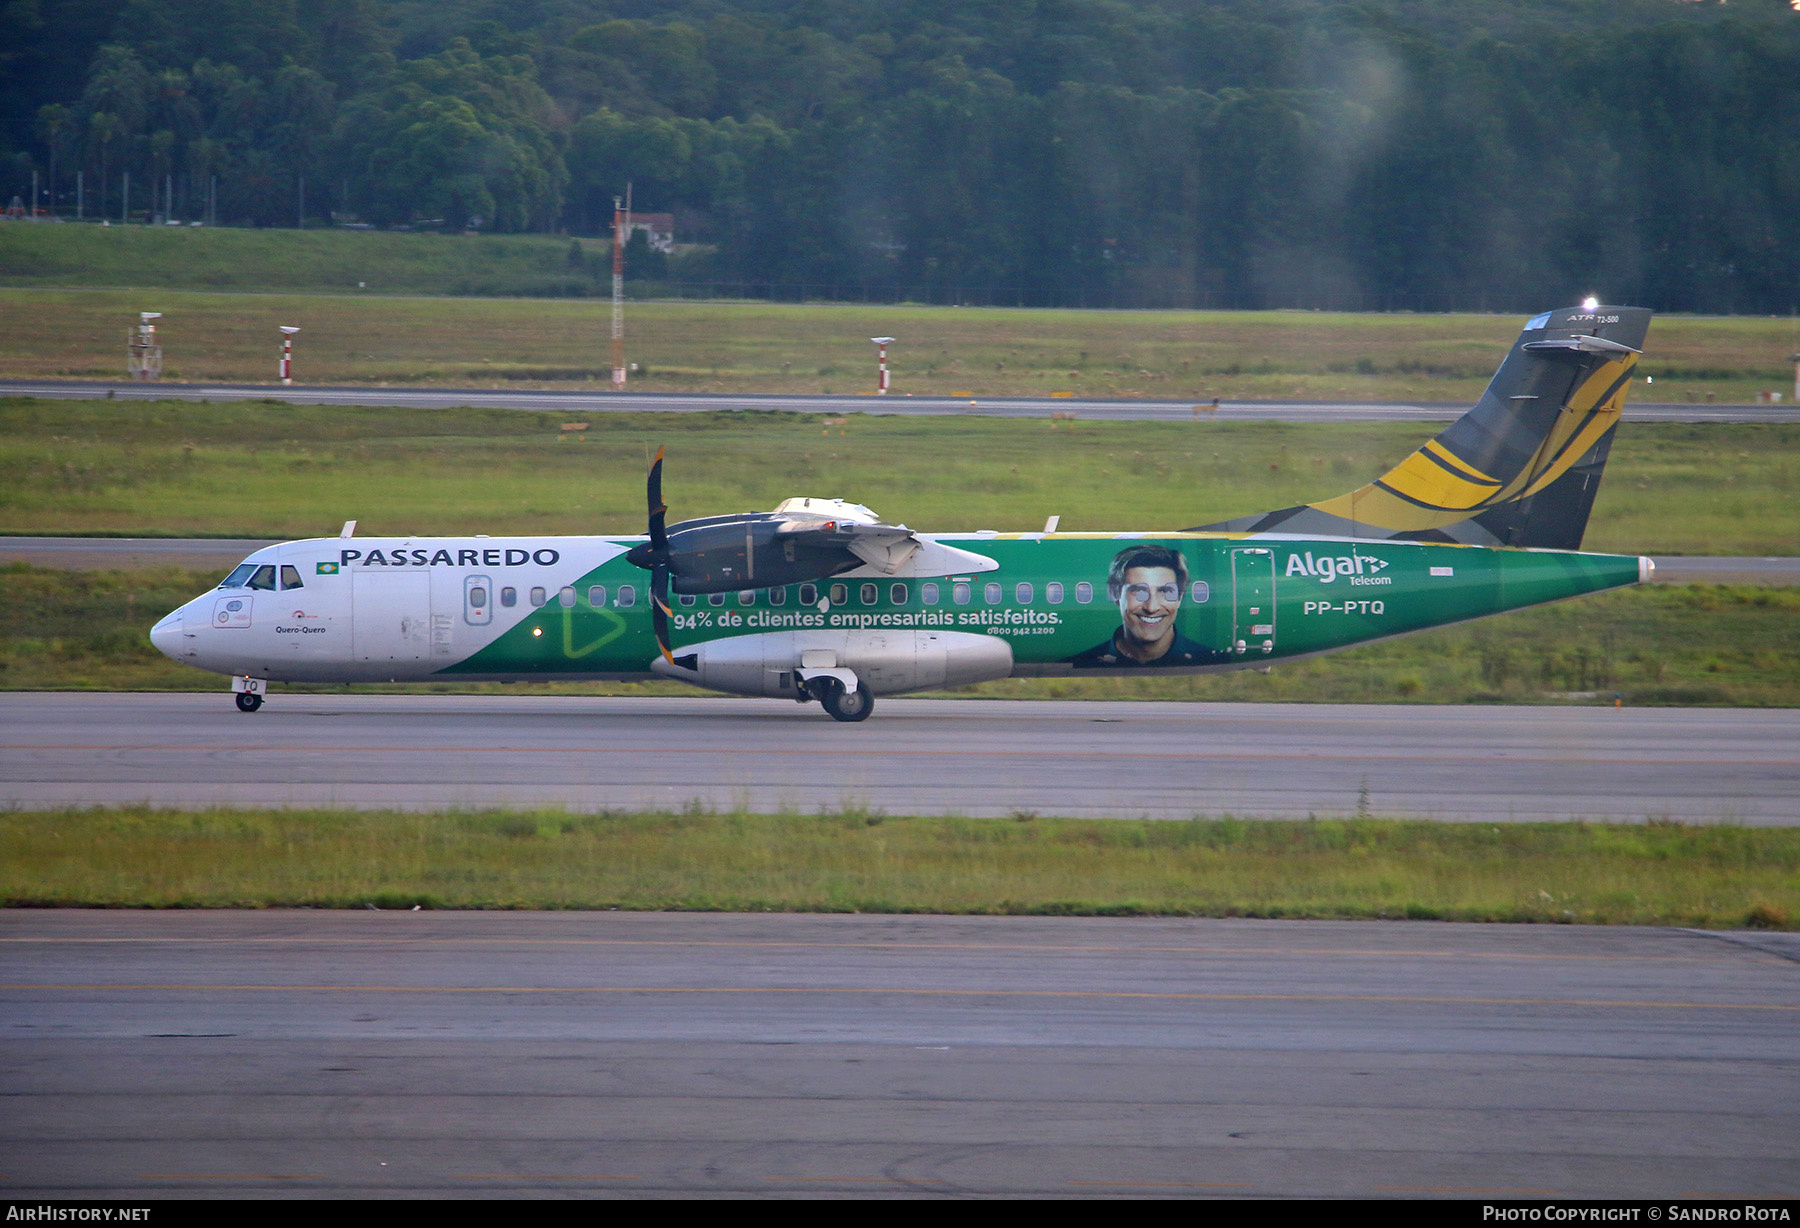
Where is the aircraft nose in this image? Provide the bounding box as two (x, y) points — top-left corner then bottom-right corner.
(149, 613), (184, 660)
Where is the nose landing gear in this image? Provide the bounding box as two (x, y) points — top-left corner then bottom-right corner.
(232, 676), (267, 713)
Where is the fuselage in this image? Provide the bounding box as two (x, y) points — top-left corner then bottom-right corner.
(149, 302), (1657, 717)
(151, 530), (1650, 694)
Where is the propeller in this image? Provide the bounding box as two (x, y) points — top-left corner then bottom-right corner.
(624, 446), (675, 663)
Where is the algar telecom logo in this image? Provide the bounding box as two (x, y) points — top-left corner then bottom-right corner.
(1285, 551), (1392, 585)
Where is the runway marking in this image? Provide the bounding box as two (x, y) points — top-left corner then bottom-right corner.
(1374, 1186), (1556, 1194)
(14, 741), (1800, 759)
(764, 1177), (948, 1183)
(9, 984), (1797, 1011)
(10, 743), (1797, 767)
(1068, 1181), (1251, 1189)
(0, 936), (1731, 964)
(450, 1166), (640, 1173)
(140, 1166), (327, 1173)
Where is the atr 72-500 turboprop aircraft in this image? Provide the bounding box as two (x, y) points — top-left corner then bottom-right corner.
(152, 304), (1654, 721)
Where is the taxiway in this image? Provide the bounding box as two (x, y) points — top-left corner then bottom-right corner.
(3, 909), (1796, 1199)
(3, 693), (1795, 822)
(2, 378), (1792, 424)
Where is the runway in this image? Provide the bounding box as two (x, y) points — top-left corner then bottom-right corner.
(4, 693), (1796, 822)
(3, 910), (1796, 1198)
(3, 377), (1792, 424)
(4, 535), (1797, 584)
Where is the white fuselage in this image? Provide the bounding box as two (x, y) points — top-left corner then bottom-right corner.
(152, 535), (636, 683)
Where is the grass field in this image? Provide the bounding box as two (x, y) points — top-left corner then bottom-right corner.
(4, 564), (1795, 705)
(4, 397), (1798, 555)
(0, 223), (607, 298)
(2, 807), (1792, 927)
(3, 285), (1798, 404)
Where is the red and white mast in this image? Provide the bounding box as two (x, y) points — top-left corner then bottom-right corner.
(871, 337), (895, 395)
(279, 326), (300, 385)
(611, 185), (631, 389)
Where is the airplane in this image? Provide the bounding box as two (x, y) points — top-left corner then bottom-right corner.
(151, 303), (1654, 722)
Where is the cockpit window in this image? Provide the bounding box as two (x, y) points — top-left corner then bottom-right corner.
(246, 565), (278, 591)
(279, 565), (303, 591)
(219, 564), (257, 588)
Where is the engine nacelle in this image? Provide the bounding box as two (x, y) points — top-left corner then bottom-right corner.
(650, 629), (1014, 698)
(658, 515), (863, 595)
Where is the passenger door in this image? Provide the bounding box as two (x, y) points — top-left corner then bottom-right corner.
(1231, 547), (1276, 656)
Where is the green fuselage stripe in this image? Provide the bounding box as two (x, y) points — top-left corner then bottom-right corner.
(440, 535), (1641, 679)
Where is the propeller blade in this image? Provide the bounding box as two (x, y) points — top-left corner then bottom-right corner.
(647, 446), (667, 552)
(651, 562), (674, 663)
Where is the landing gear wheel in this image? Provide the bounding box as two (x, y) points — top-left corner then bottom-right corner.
(819, 680), (873, 723)
(235, 691), (263, 713)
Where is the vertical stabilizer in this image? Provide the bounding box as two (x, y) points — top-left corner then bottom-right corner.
(1194, 305), (1652, 549)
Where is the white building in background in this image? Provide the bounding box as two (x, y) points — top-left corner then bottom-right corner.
(622, 212), (675, 253)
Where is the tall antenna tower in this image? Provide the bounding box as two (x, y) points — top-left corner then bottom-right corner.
(610, 184), (632, 389)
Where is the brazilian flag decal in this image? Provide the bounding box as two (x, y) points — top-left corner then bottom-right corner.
(316, 561), (339, 574)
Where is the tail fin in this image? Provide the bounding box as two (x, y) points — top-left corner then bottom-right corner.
(1194, 304), (1653, 550)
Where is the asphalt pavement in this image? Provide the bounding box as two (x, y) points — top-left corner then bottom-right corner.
(3, 377), (1794, 424)
(4, 693), (1795, 822)
(4, 909), (1795, 1199)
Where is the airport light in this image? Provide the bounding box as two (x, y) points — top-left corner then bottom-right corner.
(279, 326), (300, 385)
(871, 337), (896, 395)
(128, 312), (163, 381)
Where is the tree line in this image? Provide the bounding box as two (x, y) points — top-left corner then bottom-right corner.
(3, 0), (1797, 313)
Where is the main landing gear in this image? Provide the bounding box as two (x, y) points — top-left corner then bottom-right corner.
(807, 675), (874, 723)
(232, 676), (266, 713)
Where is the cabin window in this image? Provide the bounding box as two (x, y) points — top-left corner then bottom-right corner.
(500, 587), (517, 608)
(464, 576), (492, 626)
(246, 565), (277, 591)
(953, 582), (971, 605)
(739, 590), (756, 606)
(829, 583), (848, 606)
(559, 586), (576, 609)
(1191, 581), (1210, 603)
(279, 565), (304, 591)
(1016, 582), (1033, 604)
(678, 593), (696, 607)
(768, 586), (787, 606)
(890, 583), (908, 605)
(922, 582), (940, 605)
(617, 585), (636, 607)
(799, 583), (818, 605)
(860, 582), (878, 605)
(588, 585), (606, 607)
(984, 582), (1002, 604)
(1075, 581), (1093, 604)
(530, 586), (548, 608)
(709, 592), (726, 607)
(1046, 582), (1064, 604)
(219, 564), (257, 588)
